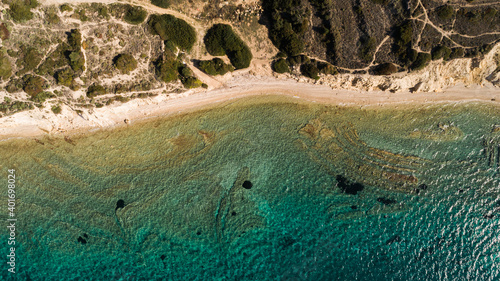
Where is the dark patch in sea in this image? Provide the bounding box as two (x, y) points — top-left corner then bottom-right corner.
(377, 197), (397, 205)
(242, 181), (253, 189)
(350, 205), (357, 209)
(336, 175), (364, 195)
(115, 199), (125, 210)
(386, 235), (401, 245)
(77, 236), (87, 244)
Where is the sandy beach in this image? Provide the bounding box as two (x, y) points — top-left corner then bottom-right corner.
(0, 75), (499, 141)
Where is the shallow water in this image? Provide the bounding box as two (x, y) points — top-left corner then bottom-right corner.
(1, 96), (499, 280)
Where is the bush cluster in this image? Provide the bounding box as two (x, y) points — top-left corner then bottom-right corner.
(272, 58), (290, 73)
(198, 58), (234, 76)
(87, 84), (106, 98)
(359, 37), (377, 63)
(436, 5), (455, 20)
(123, 5), (147, 25)
(113, 54), (138, 74)
(16, 45), (42, 75)
(148, 14), (196, 51)
(155, 57), (180, 83)
(410, 52), (432, 71)
(372, 63), (398, 75)
(262, 0), (307, 56)
(8, 0), (39, 23)
(51, 105), (62, 114)
(0, 52), (12, 80)
(178, 65), (202, 88)
(449, 47), (464, 60)
(22, 75), (48, 98)
(393, 21), (414, 65)
(204, 24), (252, 69)
(67, 29), (85, 73)
(151, 0), (170, 8)
(300, 63), (319, 80)
(431, 45), (451, 60)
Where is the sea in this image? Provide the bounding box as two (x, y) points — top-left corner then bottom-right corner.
(1, 95), (499, 280)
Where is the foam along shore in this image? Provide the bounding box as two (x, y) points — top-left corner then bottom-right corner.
(0, 75), (499, 141)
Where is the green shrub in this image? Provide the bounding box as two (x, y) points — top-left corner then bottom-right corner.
(113, 54), (138, 74)
(410, 52), (432, 71)
(204, 24), (252, 69)
(151, 0), (170, 8)
(55, 67), (75, 87)
(51, 105), (62, 114)
(359, 36), (377, 62)
(37, 43), (71, 76)
(178, 65), (202, 88)
(300, 63), (320, 80)
(448, 47), (464, 60)
(0, 52), (12, 80)
(123, 5), (147, 25)
(431, 45), (451, 60)
(87, 84), (106, 98)
(272, 58), (290, 73)
(30, 91), (54, 103)
(155, 57), (180, 83)
(317, 61), (337, 75)
(393, 21), (413, 56)
(8, 0), (38, 23)
(372, 62), (398, 75)
(16, 46), (42, 75)
(436, 5), (455, 20)
(59, 4), (72, 12)
(198, 58), (234, 76)
(148, 14), (196, 51)
(68, 51), (85, 72)
(22, 75), (48, 98)
(68, 29), (82, 50)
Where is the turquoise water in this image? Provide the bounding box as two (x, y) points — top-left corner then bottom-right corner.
(1, 96), (499, 280)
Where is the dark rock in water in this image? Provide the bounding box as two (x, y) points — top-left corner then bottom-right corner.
(386, 235), (401, 245)
(83, 233), (89, 239)
(418, 184), (428, 190)
(115, 199), (125, 210)
(77, 236), (87, 244)
(377, 197), (397, 205)
(196, 231), (201, 235)
(231, 211), (237, 216)
(483, 213), (494, 219)
(336, 175), (364, 195)
(350, 205), (357, 210)
(160, 254), (166, 260)
(242, 180), (253, 189)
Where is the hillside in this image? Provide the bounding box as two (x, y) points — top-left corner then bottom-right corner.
(0, 0), (498, 119)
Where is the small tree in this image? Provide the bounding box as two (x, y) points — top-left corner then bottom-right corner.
(113, 54), (138, 74)
(272, 59), (290, 73)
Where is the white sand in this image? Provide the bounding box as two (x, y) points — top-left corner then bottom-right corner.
(1, 75), (498, 141)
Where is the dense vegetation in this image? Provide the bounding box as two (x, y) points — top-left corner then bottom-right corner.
(272, 59), (289, 73)
(261, 0), (307, 57)
(7, 0), (39, 23)
(87, 84), (106, 98)
(197, 58), (234, 76)
(410, 53), (432, 71)
(371, 63), (398, 75)
(0, 51), (12, 80)
(113, 54), (138, 74)
(431, 45), (452, 61)
(178, 65), (202, 88)
(22, 75), (48, 98)
(123, 5), (147, 25)
(51, 105), (62, 114)
(204, 24), (252, 69)
(148, 14), (196, 51)
(67, 29), (85, 73)
(151, 0), (170, 8)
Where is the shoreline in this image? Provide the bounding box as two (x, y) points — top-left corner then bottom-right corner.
(0, 76), (499, 141)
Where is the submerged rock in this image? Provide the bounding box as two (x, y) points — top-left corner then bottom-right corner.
(386, 235), (401, 245)
(336, 175), (364, 195)
(77, 236), (87, 244)
(115, 199), (125, 210)
(242, 180), (253, 189)
(377, 197), (397, 205)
